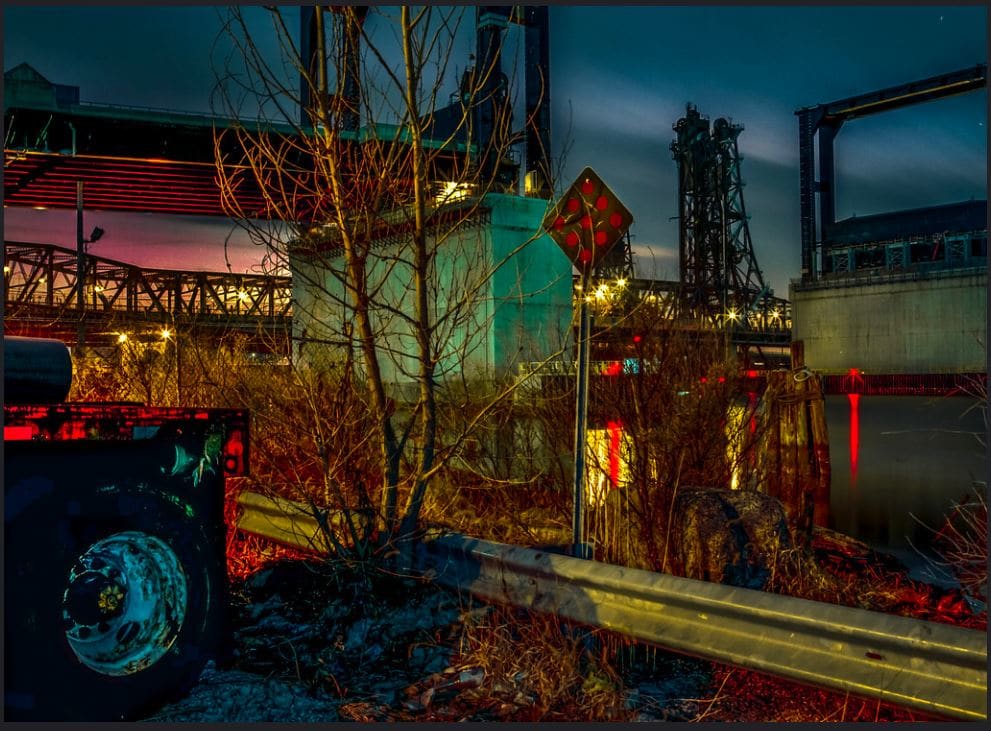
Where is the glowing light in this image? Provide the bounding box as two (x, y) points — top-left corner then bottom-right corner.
(607, 420), (622, 488)
(842, 367), (865, 393)
(584, 423), (632, 507)
(435, 181), (472, 204)
(848, 393), (860, 488)
(726, 309), (739, 321)
(117, 333), (128, 344)
(770, 310), (781, 319)
(160, 328), (172, 340)
(33, 206), (47, 211)
(3, 265), (10, 274)
(615, 278), (627, 288)
(94, 285), (104, 292)
(594, 284), (609, 300)
(237, 290), (249, 301)
(747, 390), (758, 435)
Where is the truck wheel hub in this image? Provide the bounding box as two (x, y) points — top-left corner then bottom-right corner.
(61, 531), (188, 676)
(64, 569), (127, 625)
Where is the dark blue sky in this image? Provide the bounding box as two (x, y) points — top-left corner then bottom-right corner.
(3, 4), (987, 295)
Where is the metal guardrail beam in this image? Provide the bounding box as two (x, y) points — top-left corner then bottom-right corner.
(235, 491), (371, 554)
(234, 491), (987, 721)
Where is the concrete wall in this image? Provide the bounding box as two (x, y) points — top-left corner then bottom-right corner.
(291, 194), (573, 389)
(790, 271), (987, 374)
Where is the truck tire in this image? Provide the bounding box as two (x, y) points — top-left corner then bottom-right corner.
(5, 481), (226, 721)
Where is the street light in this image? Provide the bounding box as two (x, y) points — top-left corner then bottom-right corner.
(75, 178), (104, 353)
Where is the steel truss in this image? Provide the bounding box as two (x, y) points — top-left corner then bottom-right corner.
(3, 241), (291, 352)
(671, 104), (780, 334)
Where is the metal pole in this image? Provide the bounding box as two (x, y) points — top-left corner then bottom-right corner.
(175, 335), (182, 406)
(571, 272), (592, 559)
(75, 181), (86, 353)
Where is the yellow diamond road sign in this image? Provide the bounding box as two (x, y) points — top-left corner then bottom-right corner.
(542, 166), (633, 274)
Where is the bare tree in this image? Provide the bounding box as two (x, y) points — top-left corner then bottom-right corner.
(210, 6), (569, 558)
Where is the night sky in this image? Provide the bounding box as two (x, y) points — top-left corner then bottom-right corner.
(3, 5), (987, 296)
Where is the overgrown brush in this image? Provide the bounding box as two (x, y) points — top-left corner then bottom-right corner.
(454, 605), (631, 721)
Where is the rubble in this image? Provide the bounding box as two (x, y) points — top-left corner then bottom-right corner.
(142, 557), (714, 722)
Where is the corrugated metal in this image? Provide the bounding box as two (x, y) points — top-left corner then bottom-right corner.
(236, 491), (987, 721)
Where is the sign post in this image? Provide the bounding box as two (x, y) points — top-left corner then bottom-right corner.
(542, 167), (633, 558)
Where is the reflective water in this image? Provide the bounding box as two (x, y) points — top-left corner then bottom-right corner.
(824, 395), (986, 553)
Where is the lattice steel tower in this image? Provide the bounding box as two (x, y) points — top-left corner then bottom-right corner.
(671, 104), (769, 328)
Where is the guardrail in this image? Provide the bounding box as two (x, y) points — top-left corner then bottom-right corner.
(234, 491), (987, 721)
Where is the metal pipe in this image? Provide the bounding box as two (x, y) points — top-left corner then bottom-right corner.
(3, 336), (73, 404)
(571, 274), (591, 558)
(75, 181), (85, 352)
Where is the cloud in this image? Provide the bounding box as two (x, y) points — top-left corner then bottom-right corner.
(555, 70), (686, 144)
(631, 243), (678, 281)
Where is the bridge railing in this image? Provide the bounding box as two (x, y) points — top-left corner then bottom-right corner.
(3, 240), (292, 323)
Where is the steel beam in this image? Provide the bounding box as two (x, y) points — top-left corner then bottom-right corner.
(794, 65), (987, 284)
(820, 64), (987, 123)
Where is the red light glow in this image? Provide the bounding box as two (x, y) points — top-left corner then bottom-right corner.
(606, 420), (622, 488)
(747, 391), (758, 435)
(224, 428), (247, 475)
(4, 425), (38, 441)
(848, 393), (860, 488)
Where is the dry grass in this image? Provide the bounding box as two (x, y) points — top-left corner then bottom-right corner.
(690, 665), (934, 723)
(452, 605), (632, 721)
(929, 489), (988, 602)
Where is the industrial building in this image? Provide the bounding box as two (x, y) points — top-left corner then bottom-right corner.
(791, 65), (988, 380)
